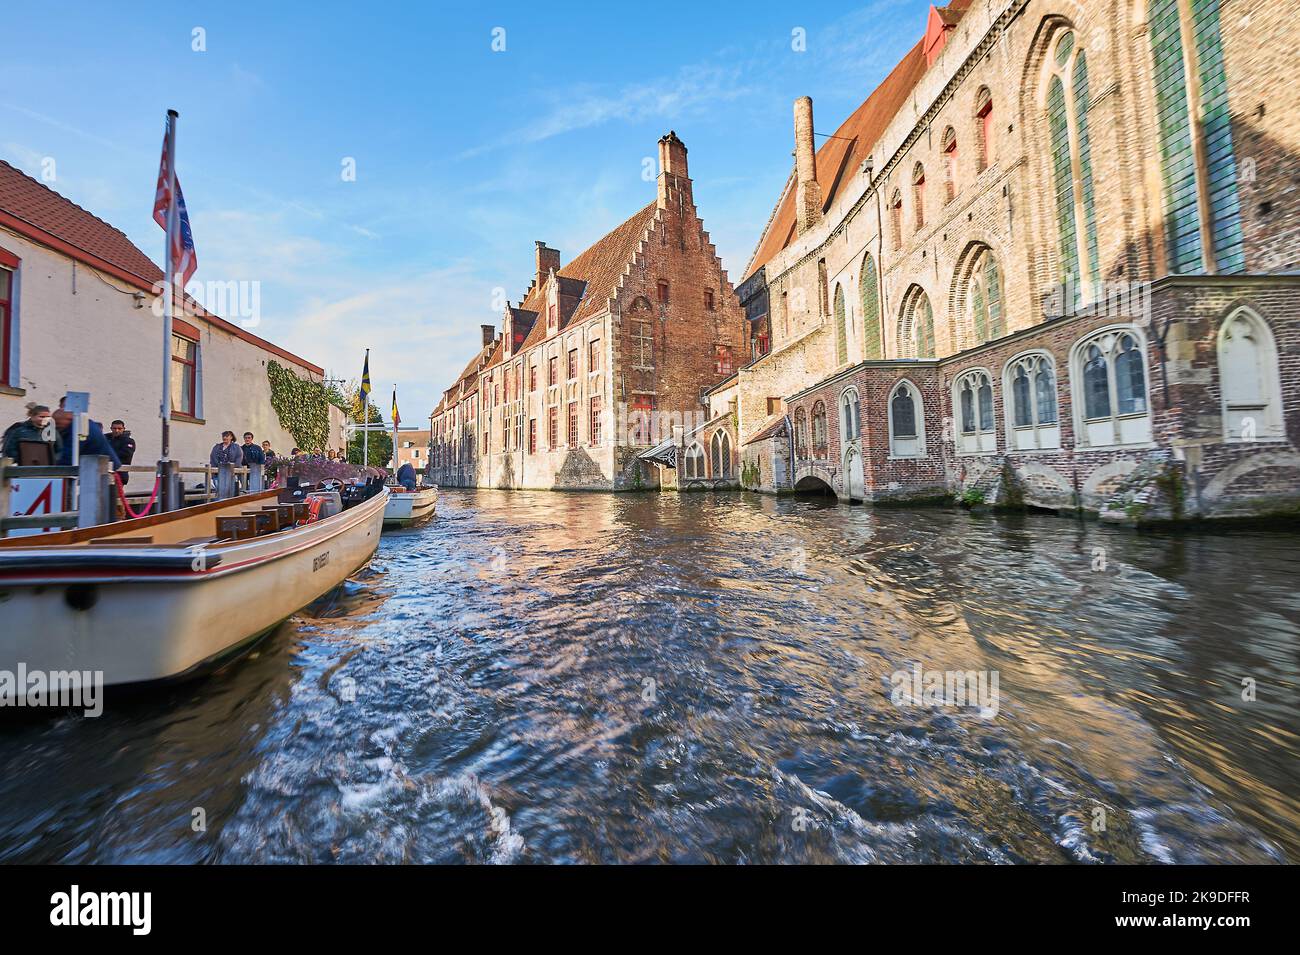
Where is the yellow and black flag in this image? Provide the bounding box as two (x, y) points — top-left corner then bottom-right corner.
(391, 387), (401, 429)
(360, 349), (371, 399)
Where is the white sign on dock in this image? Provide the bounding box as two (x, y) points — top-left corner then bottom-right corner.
(7, 479), (67, 538)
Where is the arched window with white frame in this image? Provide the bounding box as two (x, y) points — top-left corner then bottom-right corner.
(840, 387), (861, 442)
(953, 368), (997, 454)
(888, 380), (926, 458)
(1218, 307), (1283, 442)
(1071, 325), (1152, 448)
(1003, 351), (1060, 450)
(710, 430), (733, 478)
(683, 442), (705, 479)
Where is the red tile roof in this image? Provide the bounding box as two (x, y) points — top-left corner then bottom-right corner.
(0, 159), (324, 374)
(743, 1), (971, 280)
(0, 160), (160, 284)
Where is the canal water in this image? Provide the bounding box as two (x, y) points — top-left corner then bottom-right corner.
(1, 490), (1297, 863)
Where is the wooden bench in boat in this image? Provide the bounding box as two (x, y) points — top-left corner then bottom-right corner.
(215, 516), (259, 541)
(244, 509), (282, 534)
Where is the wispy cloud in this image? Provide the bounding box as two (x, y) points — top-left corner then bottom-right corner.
(460, 63), (756, 159)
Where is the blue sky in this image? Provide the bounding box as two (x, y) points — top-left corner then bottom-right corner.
(2, 0), (928, 422)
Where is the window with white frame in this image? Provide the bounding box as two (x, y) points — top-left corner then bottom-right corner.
(683, 442), (705, 479)
(1003, 351), (1060, 450)
(888, 380), (925, 458)
(1072, 326), (1152, 448)
(840, 387), (861, 442)
(1218, 307), (1283, 442)
(953, 368), (996, 454)
(0, 262), (15, 388)
(710, 431), (732, 478)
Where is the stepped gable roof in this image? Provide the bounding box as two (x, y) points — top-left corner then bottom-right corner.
(515, 200), (657, 353)
(743, 1), (972, 280)
(0, 158), (324, 374)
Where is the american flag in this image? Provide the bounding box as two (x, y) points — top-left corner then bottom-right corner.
(153, 129), (198, 287)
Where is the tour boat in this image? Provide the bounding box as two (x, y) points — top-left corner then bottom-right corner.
(0, 483), (388, 693)
(382, 484), (437, 528)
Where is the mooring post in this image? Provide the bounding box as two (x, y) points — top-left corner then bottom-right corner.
(246, 464), (264, 493)
(0, 457), (12, 538)
(217, 463), (237, 500)
(157, 459), (179, 512)
(77, 454), (112, 528)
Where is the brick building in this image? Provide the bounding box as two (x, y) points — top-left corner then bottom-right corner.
(427, 132), (746, 491)
(722, 0), (1300, 521)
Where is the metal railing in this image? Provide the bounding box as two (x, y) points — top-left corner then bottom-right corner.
(0, 457), (267, 538)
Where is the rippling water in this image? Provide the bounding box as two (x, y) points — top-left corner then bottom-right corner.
(1, 490), (1297, 863)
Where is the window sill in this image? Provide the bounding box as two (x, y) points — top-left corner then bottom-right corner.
(1073, 441), (1156, 453)
(1005, 445), (1063, 455)
(955, 448), (998, 457)
(0, 384), (26, 397)
(171, 412), (205, 425)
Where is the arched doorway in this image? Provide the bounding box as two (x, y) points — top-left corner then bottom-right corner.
(844, 448), (864, 502)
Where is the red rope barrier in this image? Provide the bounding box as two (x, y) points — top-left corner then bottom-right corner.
(112, 471), (162, 520)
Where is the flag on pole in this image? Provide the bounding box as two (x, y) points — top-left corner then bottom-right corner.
(391, 387), (401, 429)
(360, 350), (371, 399)
(152, 133), (198, 287)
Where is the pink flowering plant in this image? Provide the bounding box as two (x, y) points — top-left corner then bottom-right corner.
(267, 455), (386, 485)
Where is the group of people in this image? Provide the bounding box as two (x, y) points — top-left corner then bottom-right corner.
(5, 400), (411, 499)
(2, 400), (137, 477)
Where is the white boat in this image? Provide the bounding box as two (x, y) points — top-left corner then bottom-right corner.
(0, 485), (388, 693)
(382, 484), (437, 528)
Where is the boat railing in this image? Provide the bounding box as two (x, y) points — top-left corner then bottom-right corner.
(119, 462), (264, 509)
(0, 455), (114, 537)
(1, 457), (268, 538)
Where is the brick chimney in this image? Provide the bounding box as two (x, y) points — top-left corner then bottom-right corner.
(481, 323), (496, 347)
(794, 97), (823, 235)
(657, 130), (691, 208)
(535, 242), (560, 291)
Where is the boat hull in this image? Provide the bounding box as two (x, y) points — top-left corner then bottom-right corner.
(382, 486), (437, 528)
(0, 489), (387, 692)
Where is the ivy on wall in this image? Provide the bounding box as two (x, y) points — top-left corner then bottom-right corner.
(266, 360), (345, 452)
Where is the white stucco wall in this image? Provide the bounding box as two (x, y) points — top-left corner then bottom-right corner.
(0, 226), (330, 466)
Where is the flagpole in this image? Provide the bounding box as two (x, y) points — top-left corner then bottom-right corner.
(392, 384), (398, 474)
(160, 109), (178, 461)
(362, 348), (370, 469)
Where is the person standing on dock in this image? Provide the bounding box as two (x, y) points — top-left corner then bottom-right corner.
(53, 399), (120, 469)
(106, 420), (136, 486)
(210, 431), (244, 467)
(239, 432), (264, 491)
(2, 403), (61, 463)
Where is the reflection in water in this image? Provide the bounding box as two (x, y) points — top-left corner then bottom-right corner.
(0, 490), (1296, 863)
